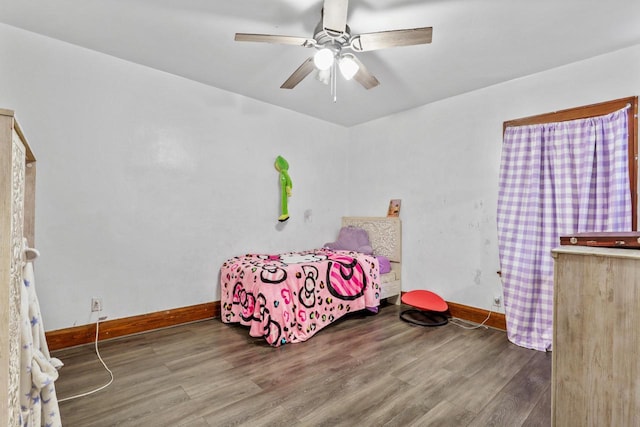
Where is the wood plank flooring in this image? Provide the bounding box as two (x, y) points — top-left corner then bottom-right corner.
(52, 304), (551, 426)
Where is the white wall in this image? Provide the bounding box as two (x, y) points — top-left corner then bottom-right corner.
(3, 21), (639, 329)
(0, 24), (350, 330)
(347, 43), (640, 312)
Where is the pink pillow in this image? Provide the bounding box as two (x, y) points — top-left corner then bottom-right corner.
(324, 226), (373, 255)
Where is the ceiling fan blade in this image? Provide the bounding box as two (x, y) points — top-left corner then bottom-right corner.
(352, 27), (433, 52)
(351, 56), (379, 90)
(281, 57), (316, 89)
(235, 33), (314, 47)
(323, 0), (349, 34)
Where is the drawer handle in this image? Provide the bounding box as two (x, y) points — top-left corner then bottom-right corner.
(615, 241), (626, 246)
(570, 237), (577, 244)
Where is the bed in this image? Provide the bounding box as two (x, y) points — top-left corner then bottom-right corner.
(220, 216), (402, 346)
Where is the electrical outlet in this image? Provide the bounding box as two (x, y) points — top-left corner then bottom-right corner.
(91, 297), (103, 312)
(493, 296), (502, 307)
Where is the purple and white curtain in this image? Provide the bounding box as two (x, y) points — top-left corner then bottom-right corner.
(497, 107), (631, 351)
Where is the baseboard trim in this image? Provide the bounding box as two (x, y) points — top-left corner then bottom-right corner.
(45, 298), (505, 351)
(446, 301), (506, 330)
(46, 302), (220, 351)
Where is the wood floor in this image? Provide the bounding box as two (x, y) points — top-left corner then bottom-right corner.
(53, 303), (551, 426)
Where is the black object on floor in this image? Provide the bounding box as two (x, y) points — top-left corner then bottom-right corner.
(400, 308), (448, 326)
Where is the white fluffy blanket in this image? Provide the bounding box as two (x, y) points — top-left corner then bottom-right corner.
(20, 240), (63, 427)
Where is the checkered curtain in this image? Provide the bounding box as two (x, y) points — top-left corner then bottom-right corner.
(497, 107), (631, 351)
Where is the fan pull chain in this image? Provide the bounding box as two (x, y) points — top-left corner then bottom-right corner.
(331, 60), (337, 102)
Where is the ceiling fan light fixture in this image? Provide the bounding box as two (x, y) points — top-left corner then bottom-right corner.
(313, 48), (335, 70)
(338, 54), (359, 80)
(316, 68), (331, 85)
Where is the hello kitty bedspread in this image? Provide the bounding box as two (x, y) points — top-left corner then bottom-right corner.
(220, 248), (381, 347)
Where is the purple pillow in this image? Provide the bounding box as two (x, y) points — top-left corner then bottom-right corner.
(324, 226), (373, 255)
(377, 256), (392, 274)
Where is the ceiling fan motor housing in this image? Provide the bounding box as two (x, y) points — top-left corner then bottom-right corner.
(314, 21), (351, 49)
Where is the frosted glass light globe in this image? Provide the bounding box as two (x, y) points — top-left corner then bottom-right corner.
(314, 48), (335, 70)
(339, 55), (359, 80)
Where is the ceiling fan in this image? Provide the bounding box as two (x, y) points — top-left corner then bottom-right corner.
(234, 0), (433, 97)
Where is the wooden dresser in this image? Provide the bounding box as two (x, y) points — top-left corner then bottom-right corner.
(0, 109), (36, 427)
(551, 246), (640, 426)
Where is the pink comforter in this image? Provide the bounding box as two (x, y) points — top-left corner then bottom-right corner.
(220, 248), (381, 346)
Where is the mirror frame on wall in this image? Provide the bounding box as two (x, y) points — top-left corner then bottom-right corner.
(503, 96), (639, 230)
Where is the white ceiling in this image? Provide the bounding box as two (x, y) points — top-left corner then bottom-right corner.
(1, 0), (639, 126)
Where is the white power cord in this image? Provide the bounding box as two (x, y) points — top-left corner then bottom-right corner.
(449, 305), (495, 330)
(58, 317), (114, 402)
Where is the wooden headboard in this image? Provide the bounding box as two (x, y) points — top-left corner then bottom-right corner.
(341, 217), (402, 263)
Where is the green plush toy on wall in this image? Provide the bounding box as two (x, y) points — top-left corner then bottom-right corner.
(275, 155), (292, 222)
